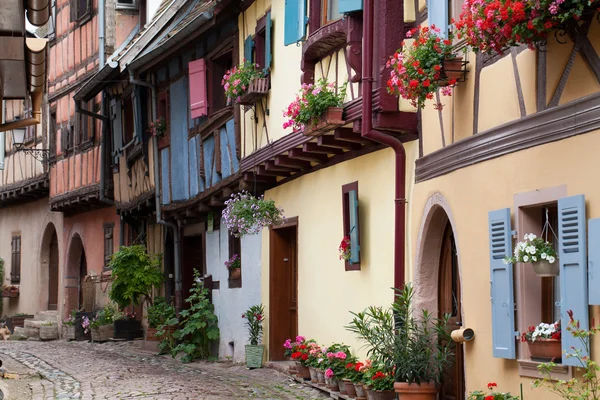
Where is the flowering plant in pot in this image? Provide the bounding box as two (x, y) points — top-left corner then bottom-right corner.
(222, 60), (266, 104)
(363, 364), (396, 399)
(339, 236), (351, 262)
(469, 382), (521, 400)
(148, 117), (166, 137)
(146, 296), (176, 341)
(290, 337), (316, 379)
(323, 347), (353, 393)
(242, 304), (265, 368)
(387, 25), (463, 110)
(504, 233), (558, 276)
(282, 78), (346, 135)
(222, 191), (285, 238)
(225, 254), (241, 279)
(521, 320), (562, 362)
(342, 361), (364, 397)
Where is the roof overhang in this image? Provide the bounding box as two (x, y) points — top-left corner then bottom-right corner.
(73, 60), (119, 102)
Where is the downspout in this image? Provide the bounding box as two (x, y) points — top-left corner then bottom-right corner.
(99, 0), (105, 68)
(362, 0), (406, 290)
(130, 70), (182, 313)
(0, 100), (5, 170)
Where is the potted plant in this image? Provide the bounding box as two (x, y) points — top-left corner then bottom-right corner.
(338, 236), (352, 262)
(321, 344), (351, 392)
(222, 191), (285, 238)
(242, 304), (265, 368)
(387, 25), (464, 110)
(225, 254), (241, 279)
(2, 285), (20, 298)
(291, 338), (313, 380)
(90, 304), (121, 342)
(146, 296), (176, 341)
(222, 61), (269, 106)
(283, 78), (346, 137)
(363, 364), (396, 400)
(504, 233), (558, 276)
(469, 382), (521, 400)
(148, 117), (166, 138)
(353, 361), (370, 400)
(521, 320), (562, 362)
(343, 361), (362, 399)
(305, 343), (323, 383)
(62, 310), (77, 340)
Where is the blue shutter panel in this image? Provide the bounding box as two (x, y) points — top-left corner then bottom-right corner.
(349, 189), (360, 264)
(427, 0), (449, 38)
(284, 0), (307, 46)
(558, 194), (589, 366)
(488, 208), (516, 359)
(265, 11), (272, 73)
(339, 0), (363, 13)
(588, 218), (600, 305)
(244, 35), (254, 63)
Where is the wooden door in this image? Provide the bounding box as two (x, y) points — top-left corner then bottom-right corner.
(439, 224), (465, 400)
(78, 249), (87, 310)
(182, 235), (203, 307)
(48, 232), (59, 310)
(269, 225), (298, 360)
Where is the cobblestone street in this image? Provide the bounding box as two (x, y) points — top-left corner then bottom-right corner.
(0, 341), (328, 400)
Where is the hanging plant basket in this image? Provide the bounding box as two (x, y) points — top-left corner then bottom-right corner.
(532, 260), (559, 277)
(237, 77), (270, 106)
(222, 191), (285, 237)
(302, 107), (345, 137)
(441, 57), (469, 85)
(2, 286), (20, 298)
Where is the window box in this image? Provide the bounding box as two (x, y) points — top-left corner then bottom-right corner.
(1, 286), (19, 298)
(302, 107), (345, 137)
(527, 339), (562, 363)
(237, 77), (270, 106)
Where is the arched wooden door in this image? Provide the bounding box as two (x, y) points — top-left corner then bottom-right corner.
(438, 223), (465, 400)
(48, 232), (59, 310)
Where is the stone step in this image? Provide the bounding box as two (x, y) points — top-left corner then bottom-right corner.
(13, 327), (26, 336)
(35, 311), (58, 322)
(23, 327), (40, 339)
(24, 320), (57, 329)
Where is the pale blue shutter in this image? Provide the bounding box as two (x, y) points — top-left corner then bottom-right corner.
(264, 11), (272, 74)
(558, 194), (589, 366)
(244, 35), (254, 63)
(339, 0), (363, 13)
(488, 208), (516, 359)
(588, 218), (600, 305)
(427, 0), (449, 38)
(284, 0), (307, 46)
(349, 189), (360, 264)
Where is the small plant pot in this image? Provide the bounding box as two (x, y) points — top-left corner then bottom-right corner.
(146, 327), (160, 341)
(91, 327), (101, 342)
(99, 324), (113, 341)
(237, 77), (270, 106)
(40, 325), (58, 341)
(302, 107), (345, 137)
(532, 260), (559, 277)
(343, 379), (357, 397)
(328, 378), (340, 392)
(308, 367), (318, 383)
(527, 339), (562, 363)
(393, 381), (438, 400)
(62, 325), (75, 340)
(442, 57), (467, 84)
(245, 344), (264, 368)
(296, 363), (311, 380)
(368, 388), (396, 400)
(337, 379), (347, 394)
(354, 382), (367, 399)
(230, 268), (241, 279)
(317, 369), (326, 385)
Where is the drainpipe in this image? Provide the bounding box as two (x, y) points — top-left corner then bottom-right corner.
(130, 70), (182, 313)
(99, 0), (105, 68)
(0, 100), (5, 170)
(362, 0), (406, 290)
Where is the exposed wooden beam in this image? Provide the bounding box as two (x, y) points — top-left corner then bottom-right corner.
(209, 196), (224, 207)
(303, 142), (344, 155)
(288, 147), (329, 163)
(221, 187), (234, 199)
(274, 155), (311, 170)
(257, 165), (290, 177)
(197, 202), (212, 212)
(186, 208), (200, 217)
(264, 161), (297, 173)
(334, 128), (371, 144)
(317, 135), (362, 150)
(243, 172), (277, 184)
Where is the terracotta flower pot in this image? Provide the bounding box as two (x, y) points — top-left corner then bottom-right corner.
(343, 379), (357, 397)
(337, 379), (347, 394)
(146, 327), (159, 341)
(442, 57), (465, 83)
(296, 363), (311, 380)
(302, 107), (345, 137)
(354, 382), (367, 399)
(294, 361), (303, 377)
(317, 369), (326, 385)
(230, 268), (241, 279)
(527, 338), (562, 362)
(309, 367), (318, 383)
(328, 378), (340, 392)
(532, 260), (559, 277)
(394, 381), (438, 400)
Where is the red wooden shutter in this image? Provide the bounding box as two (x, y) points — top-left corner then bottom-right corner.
(189, 58), (208, 118)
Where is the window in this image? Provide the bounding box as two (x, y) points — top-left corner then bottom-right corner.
(24, 124), (36, 144)
(77, 100), (95, 146)
(427, 0), (450, 38)
(253, 12), (272, 74)
(104, 223), (114, 270)
(70, 0), (91, 22)
(323, 0), (342, 25)
(123, 96), (134, 144)
(228, 234), (241, 288)
(110, 98), (123, 167)
(11, 235), (21, 283)
(116, 0), (137, 9)
(208, 51), (233, 114)
(61, 124), (74, 153)
(342, 181), (361, 270)
(48, 0), (57, 40)
(157, 90), (170, 149)
(49, 110), (57, 157)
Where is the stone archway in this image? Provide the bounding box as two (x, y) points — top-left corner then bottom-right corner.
(40, 223), (60, 310)
(64, 233), (87, 317)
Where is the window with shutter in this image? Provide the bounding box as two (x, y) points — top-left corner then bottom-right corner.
(50, 110), (57, 157)
(342, 182), (361, 271)
(123, 96), (134, 144)
(588, 218), (600, 305)
(189, 58), (208, 118)
(427, 0), (449, 38)
(265, 12), (272, 74)
(284, 0), (307, 45)
(244, 36), (254, 64)
(322, 0), (342, 24)
(254, 12), (272, 75)
(157, 91), (170, 149)
(558, 194), (589, 366)
(488, 208), (516, 359)
(11, 235), (21, 283)
(70, 0), (91, 22)
(104, 223), (114, 270)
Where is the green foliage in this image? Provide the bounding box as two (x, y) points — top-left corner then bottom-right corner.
(108, 245), (163, 310)
(90, 303), (122, 329)
(170, 269), (219, 362)
(147, 296), (176, 329)
(242, 304), (265, 345)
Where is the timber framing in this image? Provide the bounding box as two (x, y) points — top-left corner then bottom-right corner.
(116, 190), (155, 217)
(0, 174), (49, 207)
(415, 92), (600, 183)
(49, 183), (108, 215)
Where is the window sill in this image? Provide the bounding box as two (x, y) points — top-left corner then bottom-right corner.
(518, 359), (573, 380)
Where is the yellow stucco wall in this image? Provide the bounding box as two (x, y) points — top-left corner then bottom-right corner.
(260, 142), (418, 359)
(410, 130), (600, 398)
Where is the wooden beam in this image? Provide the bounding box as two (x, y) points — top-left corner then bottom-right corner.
(264, 161), (297, 173)
(221, 187), (234, 199)
(288, 147), (329, 163)
(274, 155), (311, 170)
(186, 208), (200, 217)
(243, 172), (277, 184)
(197, 202), (212, 212)
(334, 128), (371, 144)
(209, 196), (224, 207)
(303, 142), (344, 155)
(257, 165), (290, 177)
(317, 135), (362, 150)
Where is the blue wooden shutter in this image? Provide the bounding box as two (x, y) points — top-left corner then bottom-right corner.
(427, 0), (449, 38)
(284, 0), (307, 46)
(264, 11), (272, 74)
(339, 0), (363, 13)
(349, 189), (360, 264)
(244, 35), (254, 63)
(588, 218), (600, 305)
(558, 194), (589, 366)
(488, 208), (516, 359)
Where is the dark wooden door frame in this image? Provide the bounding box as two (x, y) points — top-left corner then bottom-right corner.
(48, 232), (59, 310)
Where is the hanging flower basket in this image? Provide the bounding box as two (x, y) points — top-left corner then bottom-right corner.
(504, 233), (558, 277)
(1, 286), (19, 298)
(222, 61), (266, 105)
(237, 77), (270, 106)
(222, 191), (285, 238)
(302, 107), (345, 137)
(441, 57), (469, 84)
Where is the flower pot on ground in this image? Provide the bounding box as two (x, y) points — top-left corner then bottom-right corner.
(343, 379), (357, 397)
(354, 382), (367, 399)
(283, 78), (346, 136)
(505, 233), (558, 277)
(222, 61), (267, 105)
(308, 367), (318, 383)
(62, 325), (75, 340)
(146, 296), (176, 342)
(75, 313), (92, 341)
(243, 304), (265, 368)
(337, 379), (347, 394)
(393, 382), (437, 400)
(223, 191), (285, 238)
(114, 317), (143, 340)
(317, 369), (325, 385)
(245, 345), (264, 368)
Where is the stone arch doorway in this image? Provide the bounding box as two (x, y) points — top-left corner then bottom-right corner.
(40, 223), (59, 310)
(65, 233), (87, 316)
(414, 195), (464, 400)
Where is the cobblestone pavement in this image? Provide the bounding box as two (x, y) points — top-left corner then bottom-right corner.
(0, 341), (328, 400)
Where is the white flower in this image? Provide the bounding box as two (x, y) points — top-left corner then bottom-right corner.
(541, 253), (547, 259)
(528, 233), (537, 241)
(503, 259), (509, 265)
(524, 234), (529, 240)
(529, 246), (536, 254)
(520, 242), (527, 250)
(548, 256), (556, 264)
(532, 256), (537, 262)
(523, 255), (529, 262)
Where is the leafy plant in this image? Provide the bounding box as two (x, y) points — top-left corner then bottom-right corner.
(338, 236), (351, 262)
(364, 364), (395, 391)
(283, 78), (346, 132)
(469, 382), (521, 400)
(170, 269), (219, 362)
(534, 310), (600, 400)
(225, 254), (241, 271)
(156, 319), (177, 355)
(222, 60), (265, 103)
(63, 310), (77, 327)
(108, 245), (163, 310)
(521, 320), (561, 343)
(147, 296), (175, 329)
(90, 303), (122, 329)
(148, 117), (166, 137)
(504, 233), (557, 265)
(242, 304), (265, 345)
(222, 191), (285, 237)
(346, 305), (396, 366)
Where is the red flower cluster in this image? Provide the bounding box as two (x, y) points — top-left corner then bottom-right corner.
(339, 236), (351, 262)
(372, 371), (386, 380)
(487, 382), (497, 390)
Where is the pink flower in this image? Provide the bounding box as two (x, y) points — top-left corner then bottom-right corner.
(325, 368), (334, 378)
(283, 339), (292, 349)
(336, 351), (347, 359)
(296, 336), (305, 343)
